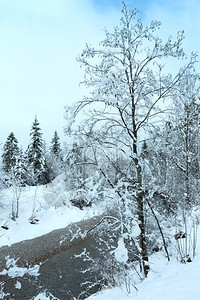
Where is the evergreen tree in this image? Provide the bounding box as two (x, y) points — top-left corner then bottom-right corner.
(50, 131), (62, 158)
(44, 133), (63, 182)
(14, 148), (27, 186)
(26, 116), (45, 184)
(2, 132), (20, 173)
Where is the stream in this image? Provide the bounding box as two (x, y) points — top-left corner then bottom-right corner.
(0, 215), (119, 299)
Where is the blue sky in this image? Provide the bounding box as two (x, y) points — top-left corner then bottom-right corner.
(0, 0), (200, 149)
(92, 0), (121, 9)
(91, 0), (185, 15)
(92, 0), (152, 12)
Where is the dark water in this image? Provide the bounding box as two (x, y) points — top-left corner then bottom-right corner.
(38, 235), (102, 299)
(1, 226), (119, 300)
(1, 237), (101, 300)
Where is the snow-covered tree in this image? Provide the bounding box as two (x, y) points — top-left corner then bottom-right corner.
(65, 2), (196, 276)
(40, 132), (63, 182)
(13, 148), (27, 186)
(2, 132), (20, 174)
(2, 141), (26, 220)
(50, 131), (62, 159)
(64, 141), (88, 203)
(26, 116), (45, 185)
(165, 70), (200, 209)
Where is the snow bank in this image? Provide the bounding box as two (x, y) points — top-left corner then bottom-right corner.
(0, 256), (40, 278)
(0, 174), (101, 247)
(87, 250), (200, 300)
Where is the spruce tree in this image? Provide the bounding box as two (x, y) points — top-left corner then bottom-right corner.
(50, 131), (62, 158)
(44, 131), (63, 181)
(26, 116), (45, 184)
(14, 148), (27, 186)
(2, 132), (20, 173)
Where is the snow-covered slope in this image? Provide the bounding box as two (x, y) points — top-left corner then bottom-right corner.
(87, 246), (200, 300)
(0, 174), (101, 247)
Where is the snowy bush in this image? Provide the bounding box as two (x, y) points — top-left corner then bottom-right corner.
(175, 209), (199, 263)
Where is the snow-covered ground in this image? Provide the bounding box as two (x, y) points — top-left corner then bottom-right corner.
(87, 238), (200, 300)
(0, 174), (200, 300)
(0, 174), (101, 248)
(87, 251), (200, 300)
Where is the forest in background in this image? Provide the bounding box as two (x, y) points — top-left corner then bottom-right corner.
(0, 1), (200, 292)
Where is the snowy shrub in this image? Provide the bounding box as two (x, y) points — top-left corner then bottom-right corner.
(68, 173), (105, 209)
(175, 209), (199, 263)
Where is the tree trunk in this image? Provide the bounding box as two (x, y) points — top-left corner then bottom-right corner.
(136, 164), (149, 277)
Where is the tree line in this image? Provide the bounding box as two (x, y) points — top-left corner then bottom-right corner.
(1, 116), (63, 186)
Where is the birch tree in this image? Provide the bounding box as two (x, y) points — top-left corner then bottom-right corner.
(65, 2), (196, 276)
